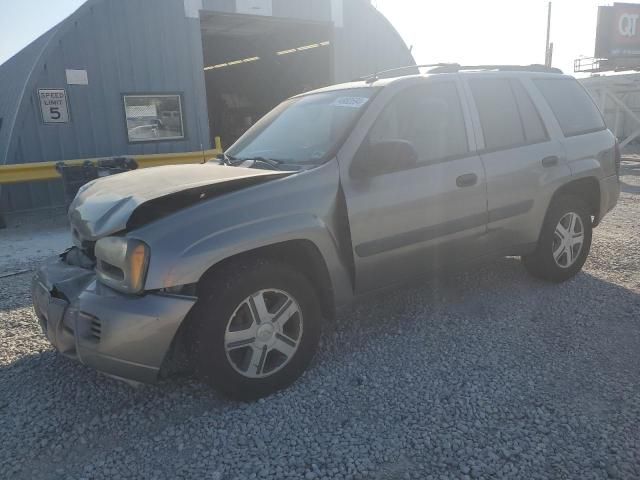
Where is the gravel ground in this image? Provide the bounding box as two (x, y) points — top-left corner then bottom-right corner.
(0, 209), (70, 275)
(1, 161), (639, 480)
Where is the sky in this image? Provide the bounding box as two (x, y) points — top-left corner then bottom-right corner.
(374, 0), (609, 76)
(0, 0), (611, 76)
(0, 0), (87, 65)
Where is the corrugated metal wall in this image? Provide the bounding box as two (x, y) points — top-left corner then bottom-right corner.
(581, 74), (640, 143)
(1, 0), (413, 214)
(0, 29), (57, 167)
(201, 0), (332, 21)
(334, 0), (414, 82)
(2, 0), (210, 212)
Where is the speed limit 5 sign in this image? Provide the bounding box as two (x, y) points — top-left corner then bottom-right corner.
(38, 89), (70, 124)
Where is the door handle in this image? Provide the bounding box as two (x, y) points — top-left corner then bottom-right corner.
(542, 155), (560, 168)
(456, 173), (478, 188)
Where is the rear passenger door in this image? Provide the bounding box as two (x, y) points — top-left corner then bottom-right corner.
(464, 76), (570, 253)
(341, 80), (489, 294)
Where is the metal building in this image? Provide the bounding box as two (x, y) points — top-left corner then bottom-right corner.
(0, 0), (414, 214)
(581, 74), (640, 148)
(572, 3), (640, 150)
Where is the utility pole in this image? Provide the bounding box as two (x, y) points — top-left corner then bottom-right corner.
(545, 2), (554, 67)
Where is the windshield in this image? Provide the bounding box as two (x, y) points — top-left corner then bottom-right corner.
(226, 88), (377, 165)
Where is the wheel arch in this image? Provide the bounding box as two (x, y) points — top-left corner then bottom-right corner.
(160, 239), (337, 378)
(549, 176), (601, 226)
(198, 239), (336, 322)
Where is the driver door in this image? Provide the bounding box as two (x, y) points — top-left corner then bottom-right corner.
(340, 80), (489, 293)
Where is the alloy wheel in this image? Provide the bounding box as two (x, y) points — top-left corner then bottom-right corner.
(552, 212), (585, 269)
(224, 289), (303, 379)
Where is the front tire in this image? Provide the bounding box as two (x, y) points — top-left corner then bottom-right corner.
(522, 194), (593, 283)
(188, 259), (322, 401)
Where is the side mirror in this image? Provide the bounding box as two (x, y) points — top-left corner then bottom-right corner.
(351, 140), (419, 179)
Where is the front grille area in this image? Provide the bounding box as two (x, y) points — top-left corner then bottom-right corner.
(80, 240), (97, 262)
(84, 315), (102, 342)
(71, 223), (96, 260)
(89, 318), (102, 341)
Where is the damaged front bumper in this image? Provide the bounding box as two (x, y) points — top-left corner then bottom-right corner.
(32, 252), (197, 384)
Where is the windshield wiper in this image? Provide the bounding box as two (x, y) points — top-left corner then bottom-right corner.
(218, 153), (239, 166)
(228, 156), (286, 171)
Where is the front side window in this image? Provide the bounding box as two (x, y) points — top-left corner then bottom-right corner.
(123, 94), (185, 143)
(227, 88), (377, 165)
(368, 82), (469, 164)
(534, 78), (606, 137)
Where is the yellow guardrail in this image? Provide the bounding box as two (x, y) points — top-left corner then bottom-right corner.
(0, 147), (223, 185)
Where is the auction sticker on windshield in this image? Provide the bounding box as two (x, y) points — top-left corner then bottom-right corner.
(332, 97), (370, 108)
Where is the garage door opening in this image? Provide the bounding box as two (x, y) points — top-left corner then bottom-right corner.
(200, 13), (334, 148)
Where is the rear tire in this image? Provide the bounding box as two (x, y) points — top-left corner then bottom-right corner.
(188, 258), (322, 401)
(522, 194), (593, 283)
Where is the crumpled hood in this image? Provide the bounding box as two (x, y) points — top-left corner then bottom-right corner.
(69, 163), (290, 240)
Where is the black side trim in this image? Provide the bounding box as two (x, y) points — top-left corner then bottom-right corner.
(475, 138), (551, 157)
(488, 200), (534, 223)
(564, 126), (607, 138)
(355, 212), (487, 258)
(354, 200), (534, 258)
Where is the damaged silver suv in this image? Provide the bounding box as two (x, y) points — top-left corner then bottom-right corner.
(33, 66), (620, 400)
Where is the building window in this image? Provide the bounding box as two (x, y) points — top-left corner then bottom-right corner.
(123, 94), (185, 143)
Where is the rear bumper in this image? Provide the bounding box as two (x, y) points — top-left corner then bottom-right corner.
(597, 174), (620, 224)
(32, 254), (197, 383)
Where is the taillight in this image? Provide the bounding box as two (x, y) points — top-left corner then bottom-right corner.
(614, 140), (621, 177)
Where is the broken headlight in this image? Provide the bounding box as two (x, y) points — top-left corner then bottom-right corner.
(95, 237), (150, 294)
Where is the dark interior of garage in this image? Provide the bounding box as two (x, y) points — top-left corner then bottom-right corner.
(200, 13), (333, 148)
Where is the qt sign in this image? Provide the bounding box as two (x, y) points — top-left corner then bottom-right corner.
(619, 13), (640, 37)
(595, 3), (640, 57)
(38, 89), (70, 124)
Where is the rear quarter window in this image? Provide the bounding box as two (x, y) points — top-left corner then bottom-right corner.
(534, 78), (606, 137)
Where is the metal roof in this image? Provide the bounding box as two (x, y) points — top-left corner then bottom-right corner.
(0, 0), (414, 213)
(0, 27), (59, 166)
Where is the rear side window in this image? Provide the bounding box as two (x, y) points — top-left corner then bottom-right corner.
(534, 78), (605, 137)
(470, 78), (525, 151)
(511, 80), (548, 144)
(369, 82), (469, 164)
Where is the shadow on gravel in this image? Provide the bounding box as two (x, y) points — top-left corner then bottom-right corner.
(0, 271), (34, 311)
(620, 160), (640, 195)
(331, 257), (640, 361)
(2, 257), (639, 479)
(2, 257), (638, 405)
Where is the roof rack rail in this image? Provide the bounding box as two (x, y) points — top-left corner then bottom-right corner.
(360, 63), (459, 83)
(358, 63), (563, 83)
(428, 64), (564, 74)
